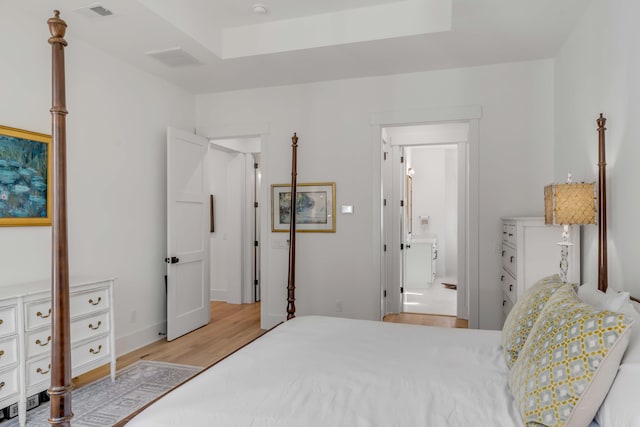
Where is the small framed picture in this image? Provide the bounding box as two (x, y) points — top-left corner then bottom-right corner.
(0, 125), (52, 226)
(271, 182), (336, 233)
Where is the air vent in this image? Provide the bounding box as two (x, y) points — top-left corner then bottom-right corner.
(145, 47), (202, 67)
(74, 3), (114, 18)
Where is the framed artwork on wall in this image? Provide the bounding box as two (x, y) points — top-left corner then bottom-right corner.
(0, 125), (52, 226)
(271, 182), (336, 233)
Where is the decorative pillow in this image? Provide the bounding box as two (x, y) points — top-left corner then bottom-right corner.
(577, 285), (629, 312)
(595, 302), (640, 427)
(502, 274), (565, 368)
(509, 285), (634, 427)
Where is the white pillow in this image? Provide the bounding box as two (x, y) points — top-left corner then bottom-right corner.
(578, 285), (629, 311)
(596, 302), (640, 427)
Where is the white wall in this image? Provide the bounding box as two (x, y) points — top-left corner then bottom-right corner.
(0, 5), (195, 354)
(554, 0), (640, 298)
(197, 59), (555, 330)
(444, 148), (458, 278)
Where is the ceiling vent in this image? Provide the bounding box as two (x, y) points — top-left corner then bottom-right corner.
(74, 3), (114, 18)
(145, 47), (202, 68)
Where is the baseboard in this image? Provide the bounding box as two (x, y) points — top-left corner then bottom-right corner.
(262, 313), (284, 330)
(116, 320), (167, 357)
(210, 289), (227, 301)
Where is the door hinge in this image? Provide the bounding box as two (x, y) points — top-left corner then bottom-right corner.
(383, 244), (387, 252)
(254, 241), (259, 247)
(400, 243), (404, 250)
(383, 290), (387, 297)
(383, 198), (387, 206)
(383, 152), (388, 161)
(254, 202), (259, 208)
(254, 162), (259, 169)
(400, 287), (404, 293)
(254, 279), (259, 285)
(400, 156), (404, 163)
(400, 200), (404, 207)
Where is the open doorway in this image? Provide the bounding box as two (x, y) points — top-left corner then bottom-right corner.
(403, 144), (458, 316)
(381, 122), (471, 322)
(208, 137), (261, 310)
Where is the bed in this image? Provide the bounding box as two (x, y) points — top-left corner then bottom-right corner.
(45, 11), (639, 427)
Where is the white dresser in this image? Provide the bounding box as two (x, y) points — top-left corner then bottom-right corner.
(0, 277), (115, 426)
(501, 217), (580, 324)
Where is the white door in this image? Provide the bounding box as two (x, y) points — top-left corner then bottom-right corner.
(166, 127), (210, 341)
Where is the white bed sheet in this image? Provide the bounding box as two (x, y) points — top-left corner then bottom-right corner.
(127, 316), (524, 427)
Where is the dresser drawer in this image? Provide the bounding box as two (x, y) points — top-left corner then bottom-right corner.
(25, 299), (53, 331)
(502, 293), (514, 317)
(25, 328), (52, 359)
(70, 287), (110, 318)
(26, 356), (51, 389)
(0, 365), (19, 401)
(500, 268), (517, 304)
(71, 312), (110, 343)
(505, 224), (516, 245)
(0, 336), (18, 369)
(0, 305), (17, 338)
(502, 244), (516, 276)
(72, 336), (110, 372)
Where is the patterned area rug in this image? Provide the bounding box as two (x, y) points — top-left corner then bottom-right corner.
(4, 360), (201, 427)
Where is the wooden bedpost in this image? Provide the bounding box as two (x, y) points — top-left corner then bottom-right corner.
(597, 114), (608, 293)
(48, 10), (73, 427)
(287, 133), (298, 320)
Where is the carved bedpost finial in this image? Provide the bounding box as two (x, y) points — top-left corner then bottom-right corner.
(48, 10), (68, 46)
(292, 132), (298, 146)
(597, 113), (606, 131)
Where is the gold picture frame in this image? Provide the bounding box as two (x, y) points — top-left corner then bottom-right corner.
(0, 125), (52, 226)
(271, 182), (336, 233)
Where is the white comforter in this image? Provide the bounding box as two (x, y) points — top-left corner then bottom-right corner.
(126, 316), (524, 427)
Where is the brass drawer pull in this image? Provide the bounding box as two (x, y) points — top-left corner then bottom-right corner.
(37, 364), (51, 375)
(0, 350), (5, 357)
(36, 336), (52, 347)
(37, 309), (52, 319)
(0, 319), (3, 325)
(0, 381), (4, 389)
(89, 345), (102, 355)
(88, 321), (102, 330)
(88, 297), (102, 306)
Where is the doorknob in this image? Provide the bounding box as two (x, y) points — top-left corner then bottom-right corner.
(165, 256), (180, 264)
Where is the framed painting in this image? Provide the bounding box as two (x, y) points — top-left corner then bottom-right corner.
(0, 125), (52, 226)
(271, 182), (336, 233)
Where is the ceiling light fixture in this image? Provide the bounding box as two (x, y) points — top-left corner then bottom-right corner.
(252, 4), (268, 15)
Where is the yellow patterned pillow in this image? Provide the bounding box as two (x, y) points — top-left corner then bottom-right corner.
(502, 274), (565, 368)
(509, 284), (634, 427)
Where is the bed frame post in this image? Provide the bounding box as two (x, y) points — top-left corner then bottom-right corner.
(48, 10), (73, 427)
(287, 133), (298, 320)
(597, 114), (608, 293)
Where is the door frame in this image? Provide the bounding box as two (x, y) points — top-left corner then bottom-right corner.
(371, 106), (481, 328)
(199, 122), (274, 328)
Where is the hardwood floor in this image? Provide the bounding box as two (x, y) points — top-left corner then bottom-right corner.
(383, 312), (469, 328)
(74, 302), (466, 388)
(73, 301), (264, 388)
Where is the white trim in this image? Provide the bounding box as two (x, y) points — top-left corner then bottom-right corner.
(210, 289), (227, 301)
(371, 105), (482, 126)
(115, 321), (167, 357)
(372, 106), (481, 327)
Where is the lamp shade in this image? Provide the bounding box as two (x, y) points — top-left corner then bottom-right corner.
(544, 182), (597, 225)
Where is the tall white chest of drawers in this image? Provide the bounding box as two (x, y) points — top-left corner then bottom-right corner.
(501, 217), (580, 325)
(0, 277), (115, 426)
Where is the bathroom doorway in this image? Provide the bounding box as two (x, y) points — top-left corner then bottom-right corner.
(381, 122), (470, 320)
(403, 144), (458, 316)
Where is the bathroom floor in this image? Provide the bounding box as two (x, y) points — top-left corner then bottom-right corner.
(403, 275), (457, 316)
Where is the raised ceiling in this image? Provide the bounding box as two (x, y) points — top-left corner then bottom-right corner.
(14, 0), (591, 94)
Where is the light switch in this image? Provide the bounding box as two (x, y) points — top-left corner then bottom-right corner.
(341, 205), (354, 214)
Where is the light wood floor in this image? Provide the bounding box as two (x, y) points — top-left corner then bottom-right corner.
(74, 302), (466, 388)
